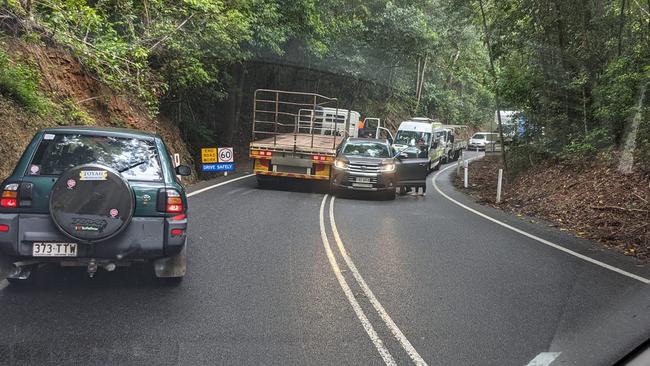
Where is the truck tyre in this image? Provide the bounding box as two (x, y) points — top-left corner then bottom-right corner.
(49, 164), (135, 243)
(257, 176), (269, 188)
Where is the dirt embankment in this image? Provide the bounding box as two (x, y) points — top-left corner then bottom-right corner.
(455, 154), (650, 261)
(0, 38), (194, 182)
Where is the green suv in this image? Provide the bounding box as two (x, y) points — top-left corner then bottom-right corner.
(0, 127), (191, 284)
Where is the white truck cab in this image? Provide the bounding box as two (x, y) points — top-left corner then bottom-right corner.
(298, 107), (360, 138)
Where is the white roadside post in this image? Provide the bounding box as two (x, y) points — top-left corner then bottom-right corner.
(173, 153), (181, 181)
(463, 160), (469, 188)
(496, 168), (503, 203)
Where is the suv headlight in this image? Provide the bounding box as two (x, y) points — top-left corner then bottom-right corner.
(334, 159), (349, 170)
(379, 163), (396, 172)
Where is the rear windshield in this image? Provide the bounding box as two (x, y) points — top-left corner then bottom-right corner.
(28, 133), (164, 182)
(343, 142), (391, 158)
(472, 134), (486, 140)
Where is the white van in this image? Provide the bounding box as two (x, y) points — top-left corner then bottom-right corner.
(392, 119), (445, 171)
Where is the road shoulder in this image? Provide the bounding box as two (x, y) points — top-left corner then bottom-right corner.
(434, 162), (650, 282)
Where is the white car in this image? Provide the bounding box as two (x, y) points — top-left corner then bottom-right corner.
(468, 132), (499, 150)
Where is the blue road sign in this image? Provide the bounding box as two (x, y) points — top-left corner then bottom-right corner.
(202, 163), (235, 172)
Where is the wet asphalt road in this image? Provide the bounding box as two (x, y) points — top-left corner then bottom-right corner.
(0, 151), (648, 365)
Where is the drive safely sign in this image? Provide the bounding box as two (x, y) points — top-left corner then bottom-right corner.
(202, 163), (235, 172)
(201, 146), (235, 172)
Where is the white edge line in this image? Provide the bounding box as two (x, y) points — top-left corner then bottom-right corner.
(319, 195), (397, 366)
(433, 159), (650, 285)
(525, 352), (561, 366)
(187, 173), (255, 197)
(329, 197), (429, 366)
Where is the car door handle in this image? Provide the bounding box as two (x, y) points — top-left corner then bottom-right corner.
(418, 163), (426, 166)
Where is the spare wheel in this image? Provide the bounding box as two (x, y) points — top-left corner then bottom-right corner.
(49, 164), (135, 243)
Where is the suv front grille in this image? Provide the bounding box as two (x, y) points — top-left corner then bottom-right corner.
(348, 163), (380, 174)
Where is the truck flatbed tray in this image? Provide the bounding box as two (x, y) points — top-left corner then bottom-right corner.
(250, 133), (343, 155)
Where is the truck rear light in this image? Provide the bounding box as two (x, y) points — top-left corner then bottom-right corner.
(171, 228), (184, 236)
(0, 224), (9, 232)
(252, 150), (272, 157)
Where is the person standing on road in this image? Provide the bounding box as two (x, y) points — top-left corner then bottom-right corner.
(413, 138), (428, 196)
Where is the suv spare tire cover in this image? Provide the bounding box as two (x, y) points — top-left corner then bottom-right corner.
(49, 164), (135, 243)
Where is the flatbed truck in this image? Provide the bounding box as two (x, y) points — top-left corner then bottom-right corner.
(249, 89), (357, 183)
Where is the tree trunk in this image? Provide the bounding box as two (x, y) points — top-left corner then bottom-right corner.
(618, 83), (646, 174)
(415, 55), (428, 113)
(478, 0), (508, 171)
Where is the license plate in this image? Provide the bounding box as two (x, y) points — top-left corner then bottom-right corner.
(32, 242), (78, 257)
(356, 177), (371, 183)
(352, 183), (373, 188)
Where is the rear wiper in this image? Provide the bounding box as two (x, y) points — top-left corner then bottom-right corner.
(118, 158), (154, 173)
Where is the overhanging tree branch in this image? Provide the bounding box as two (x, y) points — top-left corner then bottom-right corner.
(148, 13), (194, 52)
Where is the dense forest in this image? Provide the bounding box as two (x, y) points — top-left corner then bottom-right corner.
(0, 0), (648, 172)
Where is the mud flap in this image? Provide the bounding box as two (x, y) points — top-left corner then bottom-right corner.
(153, 240), (186, 278)
(0, 255), (13, 280)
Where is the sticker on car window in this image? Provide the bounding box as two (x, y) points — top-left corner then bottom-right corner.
(79, 170), (108, 181)
(29, 164), (40, 175)
(43, 133), (55, 140)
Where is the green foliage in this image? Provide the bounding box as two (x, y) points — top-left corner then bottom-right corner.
(0, 47), (50, 114)
(559, 128), (614, 160)
(506, 143), (553, 177)
(59, 98), (95, 126)
(593, 57), (647, 141)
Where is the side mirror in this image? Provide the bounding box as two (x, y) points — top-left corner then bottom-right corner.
(175, 165), (192, 176)
(387, 137), (393, 145)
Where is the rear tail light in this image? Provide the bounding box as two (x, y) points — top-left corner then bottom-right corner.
(165, 189), (184, 214)
(252, 150), (272, 157)
(0, 224), (9, 232)
(171, 213), (186, 221)
(1, 183), (19, 208)
(312, 155), (333, 162)
(171, 228), (184, 236)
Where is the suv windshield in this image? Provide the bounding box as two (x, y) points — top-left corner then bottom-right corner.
(29, 134), (163, 181)
(394, 131), (431, 146)
(472, 134), (486, 140)
(343, 142), (390, 158)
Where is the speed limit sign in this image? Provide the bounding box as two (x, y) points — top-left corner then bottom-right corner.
(218, 147), (234, 163)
